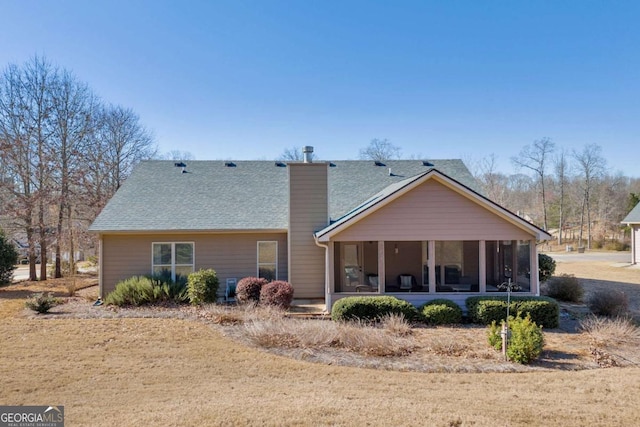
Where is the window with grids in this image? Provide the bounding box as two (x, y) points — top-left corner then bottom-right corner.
(152, 242), (194, 282)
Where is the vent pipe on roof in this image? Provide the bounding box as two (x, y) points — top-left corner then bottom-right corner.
(303, 146), (314, 163)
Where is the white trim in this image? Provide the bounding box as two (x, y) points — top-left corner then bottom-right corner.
(151, 241), (195, 282)
(257, 240), (278, 280)
(98, 234), (104, 297)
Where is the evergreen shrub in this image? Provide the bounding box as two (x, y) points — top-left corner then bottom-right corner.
(419, 299), (463, 325)
(187, 269), (220, 305)
(466, 296), (559, 328)
(331, 296), (419, 322)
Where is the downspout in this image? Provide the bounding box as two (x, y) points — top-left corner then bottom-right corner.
(313, 234), (331, 313)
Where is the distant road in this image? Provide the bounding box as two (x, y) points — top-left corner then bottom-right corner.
(12, 264), (96, 282)
(546, 250), (631, 264)
(12, 265), (39, 282)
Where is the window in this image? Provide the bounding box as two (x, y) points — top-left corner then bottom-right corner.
(152, 242), (194, 282)
(257, 241), (277, 281)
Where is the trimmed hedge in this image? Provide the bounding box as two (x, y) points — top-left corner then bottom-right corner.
(187, 269), (219, 305)
(236, 277), (268, 304)
(260, 280), (294, 309)
(466, 296), (559, 328)
(419, 299), (463, 325)
(331, 296), (420, 322)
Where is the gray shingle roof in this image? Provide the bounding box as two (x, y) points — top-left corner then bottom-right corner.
(622, 202), (640, 224)
(89, 159), (479, 232)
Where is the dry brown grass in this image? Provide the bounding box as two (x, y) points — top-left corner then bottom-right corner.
(2, 263), (640, 425)
(580, 316), (640, 367)
(1, 318), (639, 426)
(554, 259), (640, 319)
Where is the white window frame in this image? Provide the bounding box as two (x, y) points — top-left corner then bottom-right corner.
(257, 241), (278, 281)
(151, 242), (195, 282)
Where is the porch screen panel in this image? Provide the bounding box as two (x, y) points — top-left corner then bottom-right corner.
(435, 241), (479, 292)
(486, 240), (516, 292)
(516, 240), (531, 292)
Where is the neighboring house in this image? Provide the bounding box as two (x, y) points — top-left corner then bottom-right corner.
(622, 202), (640, 265)
(89, 147), (551, 309)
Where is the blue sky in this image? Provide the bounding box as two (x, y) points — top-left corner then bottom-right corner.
(2, 1), (639, 177)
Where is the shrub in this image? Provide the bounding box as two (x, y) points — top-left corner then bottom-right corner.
(0, 230), (18, 285)
(538, 253), (556, 283)
(420, 299), (463, 325)
(587, 289), (629, 317)
(236, 277), (268, 304)
(544, 274), (583, 302)
(259, 280), (294, 308)
(466, 296), (559, 328)
(604, 241), (629, 251)
(25, 292), (59, 313)
(331, 296), (419, 322)
(487, 315), (544, 364)
(187, 269), (220, 305)
(105, 275), (187, 306)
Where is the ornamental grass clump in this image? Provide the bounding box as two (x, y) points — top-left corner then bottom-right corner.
(236, 277), (268, 304)
(105, 275), (188, 306)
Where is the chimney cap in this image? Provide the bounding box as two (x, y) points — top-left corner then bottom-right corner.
(302, 146), (314, 163)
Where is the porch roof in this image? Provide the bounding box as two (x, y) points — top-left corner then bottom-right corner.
(314, 168), (552, 242)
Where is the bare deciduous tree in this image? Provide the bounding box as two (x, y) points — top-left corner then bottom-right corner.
(573, 144), (605, 249)
(553, 149), (570, 244)
(1, 56), (157, 280)
(50, 69), (96, 277)
(512, 138), (555, 230)
(95, 104), (156, 192)
(359, 138), (401, 161)
(158, 150), (195, 161)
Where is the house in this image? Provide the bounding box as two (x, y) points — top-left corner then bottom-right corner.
(622, 202), (640, 265)
(89, 146), (551, 309)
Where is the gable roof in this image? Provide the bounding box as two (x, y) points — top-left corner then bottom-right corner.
(315, 169), (552, 241)
(89, 159), (479, 232)
(622, 202), (640, 225)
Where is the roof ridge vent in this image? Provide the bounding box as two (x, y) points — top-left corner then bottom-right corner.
(374, 161), (386, 167)
(422, 160), (434, 167)
(224, 161), (236, 167)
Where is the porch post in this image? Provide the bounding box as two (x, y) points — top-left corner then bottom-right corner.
(428, 240), (436, 294)
(378, 241), (385, 293)
(328, 241), (335, 294)
(531, 239), (539, 295)
(479, 240), (486, 292)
